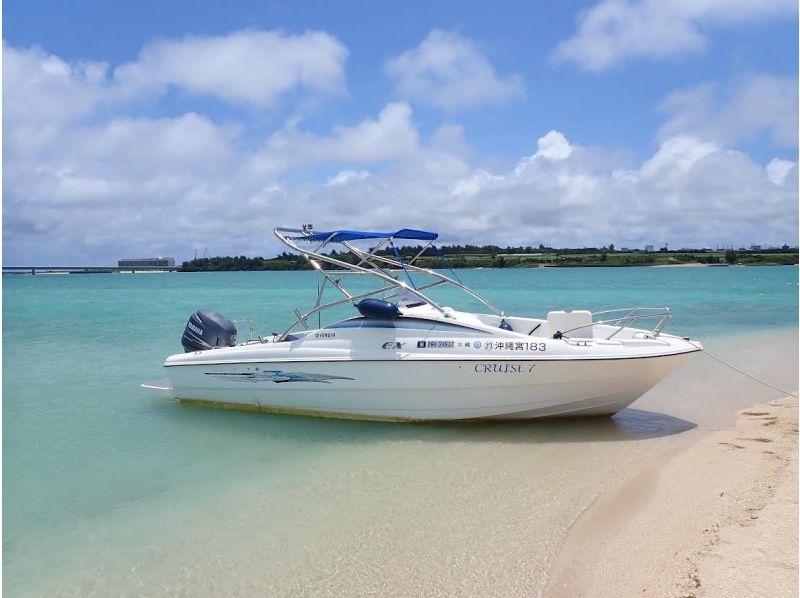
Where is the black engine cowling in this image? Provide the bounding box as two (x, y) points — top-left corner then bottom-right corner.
(181, 310), (237, 352)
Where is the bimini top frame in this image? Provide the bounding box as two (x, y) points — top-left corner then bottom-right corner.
(273, 226), (502, 340)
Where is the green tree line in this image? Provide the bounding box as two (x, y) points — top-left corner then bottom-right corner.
(181, 245), (798, 271)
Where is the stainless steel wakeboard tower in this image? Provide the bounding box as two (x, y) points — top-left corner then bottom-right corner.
(273, 225), (503, 341)
(274, 225), (674, 342)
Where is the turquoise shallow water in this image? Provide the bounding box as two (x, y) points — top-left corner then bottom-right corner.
(3, 266), (798, 594)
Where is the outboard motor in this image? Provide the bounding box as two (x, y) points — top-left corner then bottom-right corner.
(181, 310), (237, 352)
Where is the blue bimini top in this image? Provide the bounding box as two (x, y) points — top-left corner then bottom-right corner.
(296, 229), (439, 243)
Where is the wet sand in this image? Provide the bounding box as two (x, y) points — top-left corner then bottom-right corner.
(9, 329), (798, 597)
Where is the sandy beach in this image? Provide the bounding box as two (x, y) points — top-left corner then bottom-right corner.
(545, 395), (798, 597)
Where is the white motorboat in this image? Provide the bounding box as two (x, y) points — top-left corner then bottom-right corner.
(143, 226), (702, 420)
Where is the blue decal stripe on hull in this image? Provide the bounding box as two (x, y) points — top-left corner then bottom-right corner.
(205, 371), (355, 384)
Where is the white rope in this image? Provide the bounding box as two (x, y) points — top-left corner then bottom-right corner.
(702, 348), (799, 399)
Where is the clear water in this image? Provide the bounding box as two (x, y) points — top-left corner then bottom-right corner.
(3, 266), (798, 595)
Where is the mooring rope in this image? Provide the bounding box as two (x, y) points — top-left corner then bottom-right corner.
(701, 347), (799, 399)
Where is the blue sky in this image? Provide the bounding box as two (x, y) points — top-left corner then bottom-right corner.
(3, 0), (798, 264)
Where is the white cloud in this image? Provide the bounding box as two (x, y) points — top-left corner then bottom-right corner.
(533, 131), (573, 161)
(639, 136), (720, 179)
(554, 0), (796, 71)
(3, 44), (108, 126)
(386, 30), (523, 110)
(246, 102), (419, 176)
(325, 170), (371, 187)
(3, 29), (348, 126)
(6, 115), (797, 263)
(114, 30), (348, 107)
(449, 170), (499, 199)
(4, 42), (797, 265)
(658, 75), (798, 148)
(293, 129), (796, 250)
(766, 158), (796, 185)
(2, 44), (122, 161)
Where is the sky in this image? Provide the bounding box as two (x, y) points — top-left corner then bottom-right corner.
(3, 0), (798, 265)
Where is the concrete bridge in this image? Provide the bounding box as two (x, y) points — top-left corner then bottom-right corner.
(3, 265), (181, 275)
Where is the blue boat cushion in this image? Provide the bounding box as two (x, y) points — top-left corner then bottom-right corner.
(355, 299), (402, 320)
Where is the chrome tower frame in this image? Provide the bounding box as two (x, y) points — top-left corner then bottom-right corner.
(273, 226), (502, 340)
(273, 226), (674, 343)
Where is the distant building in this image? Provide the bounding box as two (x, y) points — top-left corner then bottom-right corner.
(118, 257), (175, 268)
(644, 245), (655, 252)
(749, 245), (762, 251)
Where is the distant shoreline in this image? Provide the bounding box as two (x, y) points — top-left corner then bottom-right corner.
(4, 248), (798, 275)
(4, 262), (799, 275)
(174, 262), (794, 271)
(176, 248), (799, 272)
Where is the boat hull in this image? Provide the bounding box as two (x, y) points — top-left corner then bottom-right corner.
(163, 352), (696, 421)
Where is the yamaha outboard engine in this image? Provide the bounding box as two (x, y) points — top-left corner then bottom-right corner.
(181, 310), (237, 352)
